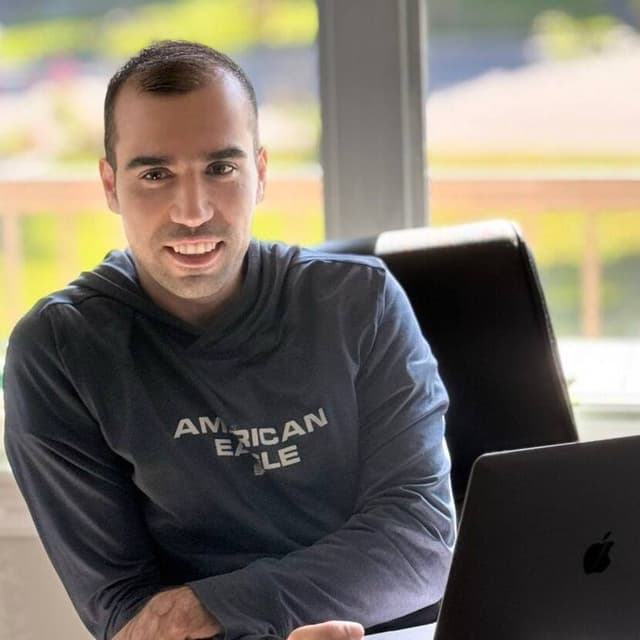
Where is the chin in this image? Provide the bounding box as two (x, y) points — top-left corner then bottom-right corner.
(169, 281), (226, 302)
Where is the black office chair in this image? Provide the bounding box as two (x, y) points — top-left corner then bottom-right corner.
(315, 219), (578, 632)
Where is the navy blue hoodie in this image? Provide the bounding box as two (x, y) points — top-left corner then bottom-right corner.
(3, 240), (455, 640)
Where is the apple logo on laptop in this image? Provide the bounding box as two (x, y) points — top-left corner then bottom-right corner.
(583, 531), (614, 574)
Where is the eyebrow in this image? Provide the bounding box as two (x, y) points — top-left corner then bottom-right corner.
(125, 147), (248, 170)
(206, 147), (248, 161)
(125, 155), (170, 170)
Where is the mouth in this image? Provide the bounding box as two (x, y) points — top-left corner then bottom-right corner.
(164, 240), (223, 269)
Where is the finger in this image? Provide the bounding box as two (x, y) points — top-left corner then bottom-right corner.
(288, 621), (365, 640)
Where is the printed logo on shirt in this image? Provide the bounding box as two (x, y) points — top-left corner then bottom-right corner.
(172, 408), (328, 476)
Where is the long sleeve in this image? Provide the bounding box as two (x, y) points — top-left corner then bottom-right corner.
(3, 259), (455, 640)
(187, 271), (456, 639)
(3, 310), (164, 640)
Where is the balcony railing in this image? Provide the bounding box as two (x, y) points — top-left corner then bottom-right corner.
(2, 174), (640, 337)
(429, 174), (640, 337)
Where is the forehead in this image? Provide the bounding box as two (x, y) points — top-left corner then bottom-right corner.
(112, 74), (254, 158)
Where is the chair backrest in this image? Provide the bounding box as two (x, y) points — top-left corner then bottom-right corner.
(316, 219), (578, 511)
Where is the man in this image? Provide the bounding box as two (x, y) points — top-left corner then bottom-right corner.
(3, 41), (455, 640)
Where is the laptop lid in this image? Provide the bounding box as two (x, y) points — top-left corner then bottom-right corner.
(433, 435), (640, 639)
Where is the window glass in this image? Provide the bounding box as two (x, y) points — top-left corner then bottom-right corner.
(427, 1), (640, 437)
(0, 0), (321, 466)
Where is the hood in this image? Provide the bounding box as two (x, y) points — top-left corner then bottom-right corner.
(71, 240), (297, 354)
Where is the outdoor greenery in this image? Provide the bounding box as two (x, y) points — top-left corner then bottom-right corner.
(1, 0), (640, 346)
(0, 0), (316, 61)
(428, 0), (640, 32)
(430, 208), (640, 337)
(0, 206), (325, 339)
(4, 203), (640, 343)
(2, 1), (635, 63)
(531, 10), (632, 58)
(2, 1), (640, 470)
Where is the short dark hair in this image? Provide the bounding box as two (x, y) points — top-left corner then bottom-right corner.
(104, 40), (259, 168)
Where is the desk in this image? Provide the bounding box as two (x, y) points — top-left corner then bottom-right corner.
(367, 624), (435, 640)
(3, 470), (434, 640)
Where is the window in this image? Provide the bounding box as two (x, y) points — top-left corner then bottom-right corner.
(426, 1), (640, 438)
(0, 0), (322, 466)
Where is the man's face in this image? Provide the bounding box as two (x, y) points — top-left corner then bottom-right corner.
(99, 73), (266, 324)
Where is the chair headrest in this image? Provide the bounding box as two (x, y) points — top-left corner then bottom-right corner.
(374, 219), (521, 256)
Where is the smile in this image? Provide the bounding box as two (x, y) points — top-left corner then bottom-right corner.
(169, 241), (219, 255)
(165, 240), (223, 269)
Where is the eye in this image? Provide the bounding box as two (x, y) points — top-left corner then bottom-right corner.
(141, 168), (171, 181)
(206, 162), (235, 177)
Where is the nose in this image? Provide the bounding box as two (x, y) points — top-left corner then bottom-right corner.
(169, 174), (214, 227)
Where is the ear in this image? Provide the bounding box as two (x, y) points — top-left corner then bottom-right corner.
(99, 158), (120, 214)
(255, 146), (267, 204)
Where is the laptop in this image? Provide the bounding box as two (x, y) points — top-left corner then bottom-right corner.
(429, 434), (640, 639)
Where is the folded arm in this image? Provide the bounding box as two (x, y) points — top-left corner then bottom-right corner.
(186, 271), (456, 637)
(4, 273), (455, 640)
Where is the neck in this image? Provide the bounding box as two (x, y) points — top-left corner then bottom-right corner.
(134, 264), (246, 329)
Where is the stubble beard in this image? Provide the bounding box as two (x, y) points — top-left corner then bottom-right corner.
(149, 253), (239, 302)
(132, 222), (251, 312)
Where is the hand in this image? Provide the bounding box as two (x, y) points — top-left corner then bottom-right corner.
(287, 621), (365, 640)
(113, 586), (221, 640)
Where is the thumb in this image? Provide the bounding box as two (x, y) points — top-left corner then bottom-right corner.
(287, 621), (365, 640)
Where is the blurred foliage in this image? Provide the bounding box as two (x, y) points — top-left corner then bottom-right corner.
(430, 208), (640, 337)
(5, 203), (640, 340)
(428, 0), (640, 32)
(0, 16), (96, 60)
(1, 0), (640, 344)
(602, 255), (640, 335)
(539, 262), (580, 335)
(0, 0), (316, 62)
(0, 205), (324, 338)
(531, 10), (632, 58)
(0, 0), (319, 168)
(0, 129), (31, 155)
